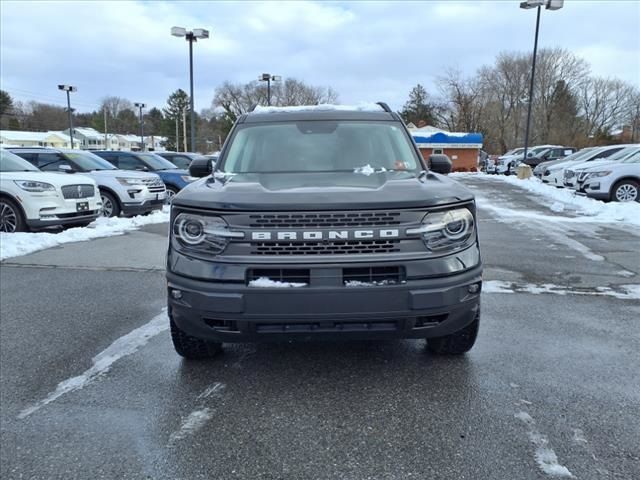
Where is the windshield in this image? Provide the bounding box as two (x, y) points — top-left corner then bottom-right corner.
(620, 150), (640, 163)
(559, 148), (596, 163)
(65, 151), (116, 171)
(221, 121), (421, 174)
(604, 146), (640, 162)
(136, 153), (178, 170)
(0, 150), (40, 172)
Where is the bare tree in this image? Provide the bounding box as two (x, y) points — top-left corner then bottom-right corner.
(578, 77), (636, 137)
(435, 68), (485, 134)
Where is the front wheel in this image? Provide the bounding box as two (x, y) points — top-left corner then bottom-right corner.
(0, 198), (26, 233)
(611, 179), (639, 202)
(170, 317), (223, 360)
(100, 190), (121, 217)
(427, 311), (479, 355)
(165, 186), (179, 205)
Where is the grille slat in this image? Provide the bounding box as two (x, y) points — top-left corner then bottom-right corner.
(61, 184), (95, 199)
(252, 240), (400, 256)
(248, 212), (401, 229)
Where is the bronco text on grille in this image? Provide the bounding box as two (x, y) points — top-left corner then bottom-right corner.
(166, 104), (483, 359)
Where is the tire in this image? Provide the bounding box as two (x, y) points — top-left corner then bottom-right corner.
(0, 197), (26, 233)
(165, 186), (179, 205)
(100, 190), (121, 217)
(611, 179), (639, 202)
(170, 316), (222, 360)
(427, 310), (479, 355)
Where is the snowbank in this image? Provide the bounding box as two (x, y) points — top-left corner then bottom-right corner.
(456, 173), (640, 227)
(0, 208), (169, 261)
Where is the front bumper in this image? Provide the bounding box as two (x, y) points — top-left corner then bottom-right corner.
(22, 194), (102, 228)
(121, 198), (164, 216)
(167, 260), (482, 343)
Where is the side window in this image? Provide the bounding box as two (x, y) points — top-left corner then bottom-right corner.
(433, 148), (444, 155)
(117, 155), (144, 170)
(563, 149), (573, 156)
(36, 153), (67, 171)
(597, 148), (623, 160)
(12, 152), (37, 165)
(99, 153), (118, 167)
(171, 155), (191, 168)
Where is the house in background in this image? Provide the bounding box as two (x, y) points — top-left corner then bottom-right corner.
(0, 130), (75, 149)
(409, 125), (483, 171)
(63, 127), (106, 150)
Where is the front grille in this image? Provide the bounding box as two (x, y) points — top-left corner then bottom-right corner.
(251, 239), (400, 256)
(577, 172), (589, 182)
(61, 184), (95, 199)
(56, 210), (98, 218)
(343, 266), (405, 285)
(142, 178), (166, 192)
(247, 269), (310, 284)
(248, 212), (401, 228)
(256, 321), (398, 334)
(564, 170), (575, 180)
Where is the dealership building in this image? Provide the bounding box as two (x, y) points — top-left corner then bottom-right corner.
(409, 126), (483, 171)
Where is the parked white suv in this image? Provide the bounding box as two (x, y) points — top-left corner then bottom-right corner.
(496, 145), (560, 175)
(8, 148), (167, 217)
(578, 150), (640, 202)
(564, 145), (640, 189)
(0, 149), (101, 232)
(542, 145), (626, 187)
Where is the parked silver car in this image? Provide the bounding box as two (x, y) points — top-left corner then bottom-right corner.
(8, 148), (167, 217)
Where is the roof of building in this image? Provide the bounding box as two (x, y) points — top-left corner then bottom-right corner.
(71, 127), (104, 139)
(0, 130), (73, 142)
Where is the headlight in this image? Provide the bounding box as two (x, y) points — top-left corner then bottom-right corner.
(13, 180), (55, 192)
(116, 177), (146, 186)
(407, 208), (475, 252)
(586, 171), (611, 178)
(181, 175), (197, 182)
(172, 213), (244, 255)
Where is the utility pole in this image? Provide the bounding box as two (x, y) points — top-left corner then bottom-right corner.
(104, 109), (108, 150)
(134, 103), (146, 151)
(58, 85), (77, 149)
(182, 106), (188, 152)
(175, 116), (180, 152)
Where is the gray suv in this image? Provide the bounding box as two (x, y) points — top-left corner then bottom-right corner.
(166, 103), (482, 359)
(9, 148), (167, 217)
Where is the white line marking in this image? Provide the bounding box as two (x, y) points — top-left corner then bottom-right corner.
(197, 382), (226, 400)
(515, 411), (574, 478)
(18, 309), (168, 419)
(168, 408), (213, 443)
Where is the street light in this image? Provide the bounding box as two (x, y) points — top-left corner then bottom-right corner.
(134, 103), (146, 151)
(520, 0), (564, 163)
(58, 84), (77, 149)
(259, 73), (282, 106)
(171, 26), (210, 152)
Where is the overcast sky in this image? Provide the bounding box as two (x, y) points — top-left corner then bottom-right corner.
(1, 0), (638, 114)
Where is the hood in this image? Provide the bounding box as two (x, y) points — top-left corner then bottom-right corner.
(157, 168), (190, 176)
(580, 161), (632, 173)
(173, 171), (475, 211)
(569, 159), (616, 171)
(1, 171), (96, 188)
(89, 169), (161, 180)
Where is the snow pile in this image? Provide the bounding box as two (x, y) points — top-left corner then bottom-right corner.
(345, 279), (406, 287)
(466, 174), (640, 226)
(253, 103), (384, 114)
(0, 208), (169, 261)
(248, 277), (307, 288)
(483, 280), (640, 300)
(353, 164), (387, 176)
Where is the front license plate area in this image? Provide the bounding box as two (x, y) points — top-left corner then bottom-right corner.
(76, 201), (89, 212)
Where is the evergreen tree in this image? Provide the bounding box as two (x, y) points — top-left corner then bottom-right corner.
(400, 84), (437, 126)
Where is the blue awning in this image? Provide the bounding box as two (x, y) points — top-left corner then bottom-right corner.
(411, 131), (483, 147)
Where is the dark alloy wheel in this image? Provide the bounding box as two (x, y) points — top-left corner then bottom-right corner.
(100, 191), (121, 217)
(427, 310), (480, 355)
(0, 198), (26, 233)
(170, 316), (223, 360)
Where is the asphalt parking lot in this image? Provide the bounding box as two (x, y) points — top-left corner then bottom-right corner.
(1, 176), (639, 480)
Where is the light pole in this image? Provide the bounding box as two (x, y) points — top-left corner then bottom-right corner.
(134, 103), (146, 151)
(58, 84), (77, 149)
(259, 73), (282, 106)
(171, 26), (209, 152)
(520, 0), (564, 162)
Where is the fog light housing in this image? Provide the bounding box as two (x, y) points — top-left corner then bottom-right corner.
(468, 283), (481, 294)
(171, 289), (183, 299)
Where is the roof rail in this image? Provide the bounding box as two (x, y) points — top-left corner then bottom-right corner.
(376, 102), (392, 113)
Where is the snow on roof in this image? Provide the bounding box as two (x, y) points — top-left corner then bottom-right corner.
(252, 103), (385, 114)
(0, 130), (72, 142)
(72, 127), (104, 139)
(410, 127), (483, 146)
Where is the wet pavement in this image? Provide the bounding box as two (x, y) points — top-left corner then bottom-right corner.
(1, 175), (639, 479)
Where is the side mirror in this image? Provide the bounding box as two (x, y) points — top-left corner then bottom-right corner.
(58, 164), (74, 173)
(527, 152), (533, 157)
(136, 166), (149, 172)
(189, 157), (213, 178)
(428, 154), (452, 174)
